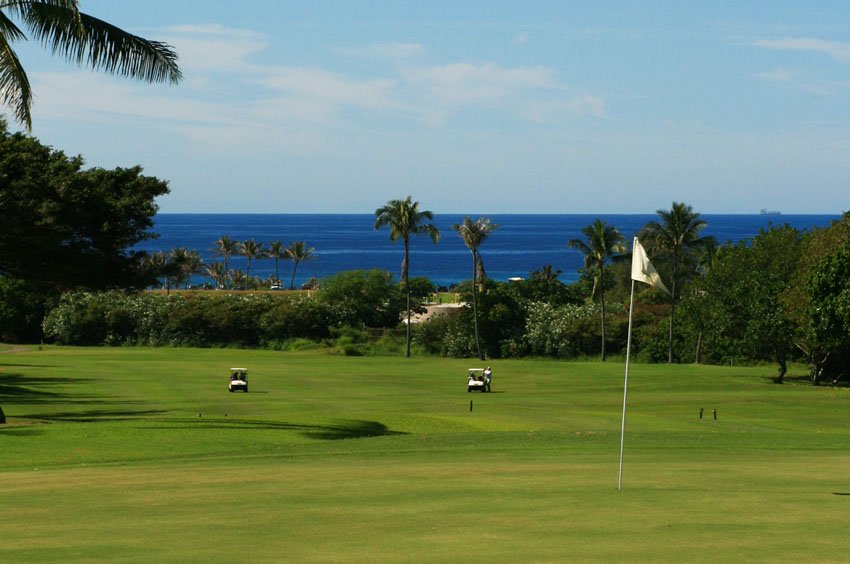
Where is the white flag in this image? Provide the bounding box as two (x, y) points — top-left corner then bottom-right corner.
(631, 237), (669, 294)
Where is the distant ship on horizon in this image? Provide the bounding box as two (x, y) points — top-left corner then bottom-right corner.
(760, 208), (781, 215)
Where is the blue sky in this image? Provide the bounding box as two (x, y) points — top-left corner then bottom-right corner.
(10, 1), (850, 213)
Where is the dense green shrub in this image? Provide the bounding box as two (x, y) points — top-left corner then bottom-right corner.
(318, 269), (404, 328)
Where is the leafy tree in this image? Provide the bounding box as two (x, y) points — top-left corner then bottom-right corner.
(568, 219), (626, 361)
(452, 216), (498, 360)
(214, 235), (238, 289)
(0, 119), (168, 289)
(285, 241), (315, 290)
(0, 0), (180, 129)
(374, 197), (440, 358)
(806, 244), (850, 383)
(238, 239), (266, 290)
(679, 226), (801, 379)
(640, 202), (714, 362)
(787, 213), (850, 380)
(268, 240), (286, 286)
(318, 269), (403, 328)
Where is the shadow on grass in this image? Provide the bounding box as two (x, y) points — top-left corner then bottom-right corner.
(766, 374), (849, 387)
(303, 419), (405, 440)
(147, 418), (405, 440)
(0, 428), (46, 436)
(0, 373), (101, 405)
(15, 408), (172, 422)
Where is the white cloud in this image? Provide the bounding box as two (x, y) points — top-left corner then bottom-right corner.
(754, 38), (850, 61)
(514, 33), (529, 45)
(162, 25), (269, 75)
(258, 67), (396, 110)
(402, 62), (558, 106)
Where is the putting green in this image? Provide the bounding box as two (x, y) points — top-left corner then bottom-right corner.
(2, 347), (849, 562)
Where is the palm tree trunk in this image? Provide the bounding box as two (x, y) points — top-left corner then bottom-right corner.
(245, 258), (251, 290)
(600, 268), (606, 362)
(404, 239), (411, 358)
(290, 261), (299, 290)
(472, 251), (483, 361)
(274, 258), (280, 285)
(668, 255), (678, 363)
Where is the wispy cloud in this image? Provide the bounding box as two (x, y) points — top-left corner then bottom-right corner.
(753, 38), (850, 61)
(523, 95), (608, 122)
(401, 63), (558, 106)
(29, 26), (606, 156)
(754, 68), (794, 82)
(514, 33), (529, 45)
(334, 42), (424, 59)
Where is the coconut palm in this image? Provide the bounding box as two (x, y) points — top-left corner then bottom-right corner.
(374, 196), (440, 358)
(453, 216), (498, 361)
(203, 262), (227, 289)
(640, 202), (715, 363)
(532, 264), (563, 282)
(169, 247), (201, 288)
(238, 239), (266, 290)
(285, 241), (315, 291)
(268, 240), (287, 286)
(213, 235), (238, 289)
(1, 0), (181, 129)
(568, 219), (626, 361)
(143, 251), (170, 291)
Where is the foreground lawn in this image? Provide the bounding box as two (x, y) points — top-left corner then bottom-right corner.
(1, 347), (849, 562)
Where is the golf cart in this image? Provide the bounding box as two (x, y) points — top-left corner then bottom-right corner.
(467, 367), (492, 393)
(229, 368), (248, 392)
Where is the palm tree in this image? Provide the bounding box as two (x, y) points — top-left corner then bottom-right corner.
(285, 241), (315, 291)
(374, 196), (440, 358)
(1, 0), (181, 130)
(203, 262), (227, 289)
(268, 240), (287, 286)
(144, 251), (170, 291)
(169, 247), (201, 288)
(238, 239), (266, 290)
(532, 264), (563, 282)
(214, 235), (238, 289)
(568, 219), (626, 361)
(453, 216), (498, 361)
(640, 202), (715, 363)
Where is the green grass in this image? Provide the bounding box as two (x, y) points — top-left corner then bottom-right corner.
(2, 347), (849, 562)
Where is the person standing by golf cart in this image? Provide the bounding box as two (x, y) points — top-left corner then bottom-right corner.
(483, 367), (492, 390)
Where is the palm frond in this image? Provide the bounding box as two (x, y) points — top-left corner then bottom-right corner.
(0, 32), (31, 128)
(23, 3), (181, 84)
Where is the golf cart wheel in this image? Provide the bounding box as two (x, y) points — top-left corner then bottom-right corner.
(244, 387), (248, 393)
(229, 388), (234, 392)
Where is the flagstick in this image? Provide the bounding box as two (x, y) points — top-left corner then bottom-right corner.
(618, 279), (636, 490)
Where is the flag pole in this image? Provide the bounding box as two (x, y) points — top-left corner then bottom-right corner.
(618, 278), (636, 490)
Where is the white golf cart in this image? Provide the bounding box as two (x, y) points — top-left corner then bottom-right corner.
(467, 367), (492, 393)
(228, 368), (248, 392)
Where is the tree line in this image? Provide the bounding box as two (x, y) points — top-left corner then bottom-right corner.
(149, 238), (316, 292)
(2, 119), (849, 385)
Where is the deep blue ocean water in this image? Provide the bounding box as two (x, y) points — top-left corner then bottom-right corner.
(140, 214), (839, 288)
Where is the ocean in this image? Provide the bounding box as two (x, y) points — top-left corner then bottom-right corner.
(140, 214), (838, 288)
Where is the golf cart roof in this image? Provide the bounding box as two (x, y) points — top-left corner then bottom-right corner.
(468, 368), (486, 373)
(230, 368), (248, 372)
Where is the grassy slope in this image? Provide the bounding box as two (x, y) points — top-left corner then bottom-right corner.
(1, 347), (849, 562)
